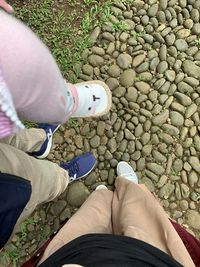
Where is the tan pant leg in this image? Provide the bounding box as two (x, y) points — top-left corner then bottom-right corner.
(112, 177), (195, 267)
(39, 189), (113, 264)
(0, 143), (69, 232)
(1, 128), (45, 152)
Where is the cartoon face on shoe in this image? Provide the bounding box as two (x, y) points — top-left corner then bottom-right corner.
(71, 81), (111, 117)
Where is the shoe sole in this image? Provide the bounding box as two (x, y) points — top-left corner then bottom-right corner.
(96, 185), (108, 190)
(70, 80), (112, 118)
(36, 125), (61, 159)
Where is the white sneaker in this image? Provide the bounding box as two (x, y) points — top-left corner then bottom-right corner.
(117, 162), (138, 184)
(66, 80), (112, 118)
(96, 185), (108, 190)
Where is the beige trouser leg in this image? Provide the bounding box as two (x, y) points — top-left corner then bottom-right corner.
(1, 128), (45, 152)
(0, 129), (69, 234)
(112, 177), (195, 267)
(39, 177), (194, 267)
(39, 189), (113, 264)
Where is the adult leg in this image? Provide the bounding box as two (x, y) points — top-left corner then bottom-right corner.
(0, 143), (69, 231)
(39, 189), (113, 264)
(1, 124), (60, 159)
(1, 128), (45, 152)
(112, 177), (195, 267)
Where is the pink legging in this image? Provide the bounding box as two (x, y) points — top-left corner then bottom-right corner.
(0, 10), (70, 124)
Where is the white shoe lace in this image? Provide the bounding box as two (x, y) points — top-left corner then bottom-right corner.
(47, 129), (53, 140)
(69, 173), (77, 182)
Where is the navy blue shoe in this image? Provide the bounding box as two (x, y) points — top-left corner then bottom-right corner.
(60, 152), (97, 182)
(31, 123), (60, 159)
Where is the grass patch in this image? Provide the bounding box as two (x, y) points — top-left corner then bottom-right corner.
(131, 31), (144, 39)
(13, 0), (114, 81)
(134, 75), (143, 82)
(0, 217), (38, 266)
(0, 215), (54, 266)
(13, 0), (136, 81)
(121, 0), (135, 4)
(195, 38), (200, 46)
(68, 118), (82, 128)
(2, 249), (21, 267)
(83, 0), (98, 5)
(23, 120), (38, 129)
(19, 218), (38, 242)
(14, 0), (92, 81)
(112, 21), (129, 31)
(195, 192), (200, 202)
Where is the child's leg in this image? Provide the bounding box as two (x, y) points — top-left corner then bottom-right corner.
(0, 10), (72, 124)
(0, 0), (13, 13)
(0, 11), (111, 125)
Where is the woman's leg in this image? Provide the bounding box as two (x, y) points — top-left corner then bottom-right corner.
(112, 177), (195, 267)
(39, 189), (113, 264)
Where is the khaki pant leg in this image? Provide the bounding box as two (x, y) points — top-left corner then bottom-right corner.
(112, 177), (195, 267)
(0, 143), (69, 232)
(39, 189), (113, 264)
(1, 128), (45, 152)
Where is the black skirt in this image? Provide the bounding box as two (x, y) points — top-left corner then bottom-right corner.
(38, 233), (183, 267)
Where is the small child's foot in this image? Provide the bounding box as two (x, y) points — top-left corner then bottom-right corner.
(117, 161), (138, 184)
(31, 124), (60, 159)
(66, 80), (112, 118)
(60, 152), (97, 182)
